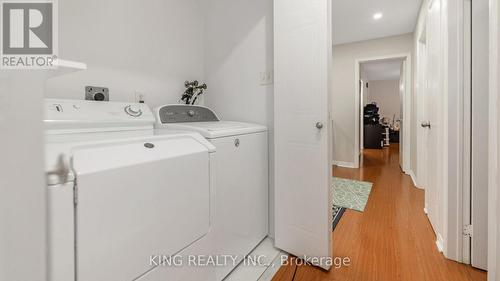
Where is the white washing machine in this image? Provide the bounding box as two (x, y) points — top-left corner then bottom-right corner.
(44, 99), (217, 281)
(155, 105), (269, 280)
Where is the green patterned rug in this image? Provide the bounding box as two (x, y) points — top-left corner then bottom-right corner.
(332, 177), (373, 212)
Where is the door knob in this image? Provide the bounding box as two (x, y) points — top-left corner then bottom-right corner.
(421, 121), (431, 129)
(316, 122), (324, 129)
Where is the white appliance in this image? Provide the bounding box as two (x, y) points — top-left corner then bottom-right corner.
(45, 99), (216, 281)
(155, 105), (269, 280)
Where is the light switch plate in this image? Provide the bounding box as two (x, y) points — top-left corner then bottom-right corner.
(260, 70), (274, 85)
(135, 92), (146, 103)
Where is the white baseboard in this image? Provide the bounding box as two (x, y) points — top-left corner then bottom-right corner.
(258, 251), (288, 281)
(408, 170), (423, 189)
(332, 160), (357, 169)
(436, 234), (444, 253)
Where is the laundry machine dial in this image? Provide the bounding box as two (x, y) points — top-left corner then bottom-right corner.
(124, 105), (143, 117)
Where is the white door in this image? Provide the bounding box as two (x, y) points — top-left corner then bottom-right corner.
(471, 0), (489, 270)
(424, 0), (444, 242)
(416, 34), (428, 191)
(274, 0), (333, 269)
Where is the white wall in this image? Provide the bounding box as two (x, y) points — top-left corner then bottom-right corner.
(204, 0), (273, 125)
(46, 0), (205, 109)
(365, 80), (401, 121)
(332, 33), (414, 165)
(202, 0), (274, 236)
(0, 72), (47, 281)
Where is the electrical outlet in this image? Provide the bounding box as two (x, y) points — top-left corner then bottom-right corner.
(135, 92), (146, 104)
(259, 70), (274, 86)
(85, 86), (109, 101)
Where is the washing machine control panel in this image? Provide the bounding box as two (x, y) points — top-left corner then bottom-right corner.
(158, 105), (219, 123)
(44, 99), (155, 130)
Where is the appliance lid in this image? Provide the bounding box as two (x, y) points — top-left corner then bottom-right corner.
(158, 121), (268, 139)
(154, 104), (267, 138)
(180, 121), (248, 131)
(70, 134), (211, 175)
(45, 132), (215, 185)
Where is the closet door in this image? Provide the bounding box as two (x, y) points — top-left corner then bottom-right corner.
(424, 0), (444, 248)
(274, 0), (333, 269)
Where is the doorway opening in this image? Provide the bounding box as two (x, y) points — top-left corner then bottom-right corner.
(354, 54), (412, 172)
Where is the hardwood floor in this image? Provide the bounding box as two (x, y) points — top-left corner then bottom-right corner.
(272, 145), (487, 281)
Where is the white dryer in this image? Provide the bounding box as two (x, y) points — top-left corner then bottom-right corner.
(155, 105), (269, 280)
(44, 99), (216, 281)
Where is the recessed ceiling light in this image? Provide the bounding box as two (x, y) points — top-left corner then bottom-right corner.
(373, 13), (383, 20)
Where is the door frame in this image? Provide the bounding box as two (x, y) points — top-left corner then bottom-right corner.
(467, 0), (490, 269)
(354, 53), (412, 172)
(439, 0), (472, 263)
(445, 0), (489, 266)
(488, 0), (500, 278)
(411, 0), (486, 265)
(359, 79), (365, 152)
(462, 0), (472, 265)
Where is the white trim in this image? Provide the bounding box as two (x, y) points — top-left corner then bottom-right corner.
(359, 79), (365, 152)
(258, 251), (288, 281)
(408, 170), (422, 189)
(436, 233), (445, 253)
(402, 58), (413, 174)
(488, 0), (499, 279)
(332, 160), (357, 169)
(354, 53), (412, 170)
(434, 0), (473, 264)
(461, 0), (472, 266)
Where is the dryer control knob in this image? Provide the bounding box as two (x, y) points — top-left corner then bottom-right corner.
(124, 105), (143, 117)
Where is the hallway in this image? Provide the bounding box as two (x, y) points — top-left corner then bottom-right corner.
(272, 145), (487, 281)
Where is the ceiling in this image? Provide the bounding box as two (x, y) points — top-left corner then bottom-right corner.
(333, 0), (423, 45)
(361, 58), (404, 81)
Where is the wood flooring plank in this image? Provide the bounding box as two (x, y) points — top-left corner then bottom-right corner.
(272, 145), (487, 281)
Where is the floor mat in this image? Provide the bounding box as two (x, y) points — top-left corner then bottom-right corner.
(332, 205), (345, 230)
(332, 177), (373, 212)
